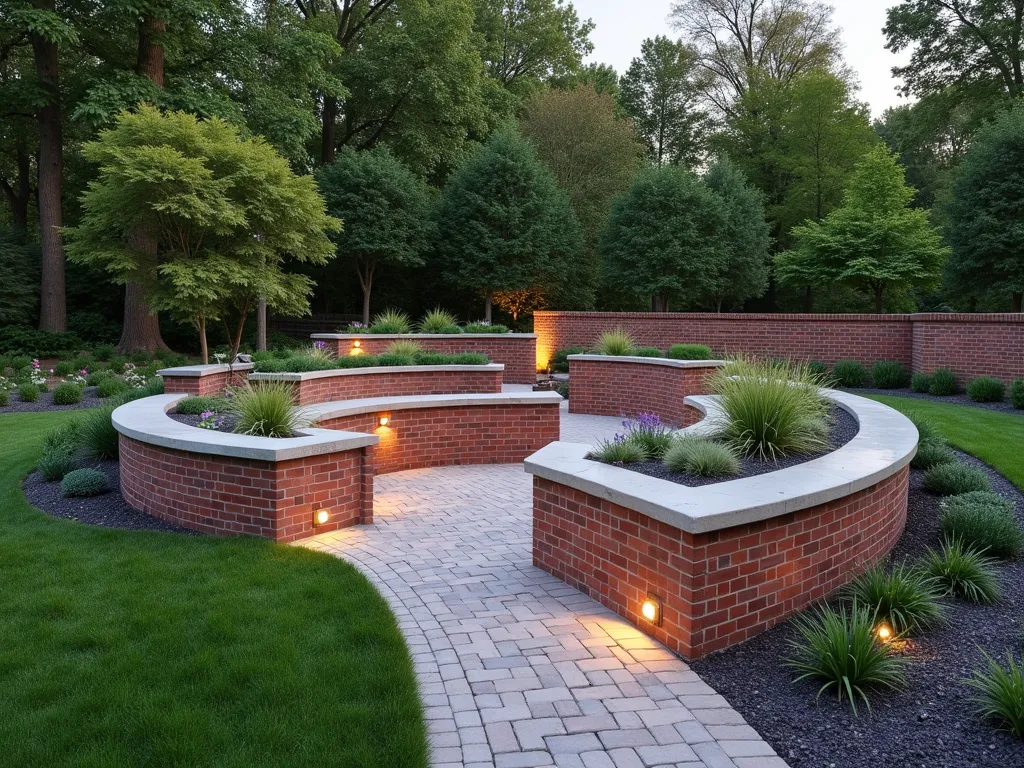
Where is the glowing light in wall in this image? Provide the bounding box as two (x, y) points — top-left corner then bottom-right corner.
(378, 415), (389, 427)
(313, 508), (330, 527)
(641, 594), (662, 626)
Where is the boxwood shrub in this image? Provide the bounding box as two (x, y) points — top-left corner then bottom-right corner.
(61, 468), (109, 497)
(633, 347), (664, 358)
(910, 372), (931, 393)
(966, 377), (1005, 403)
(872, 361), (911, 389)
(832, 360), (867, 388)
(551, 347), (584, 373)
(667, 343), (713, 360)
(928, 368), (958, 396)
(52, 382), (83, 405)
(1012, 379), (1024, 410)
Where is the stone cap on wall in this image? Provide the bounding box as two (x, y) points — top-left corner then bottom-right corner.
(567, 354), (729, 368)
(157, 363), (254, 378)
(249, 363), (505, 382)
(535, 310), (1024, 323)
(304, 391), (563, 421)
(311, 332), (537, 339)
(525, 389), (918, 535)
(113, 394), (377, 462)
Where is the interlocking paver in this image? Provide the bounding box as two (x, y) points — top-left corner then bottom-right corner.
(297, 403), (784, 766)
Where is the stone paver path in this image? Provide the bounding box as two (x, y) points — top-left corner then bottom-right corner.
(299, 404), (785, 768)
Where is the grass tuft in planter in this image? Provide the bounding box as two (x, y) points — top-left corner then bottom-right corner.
(589, 437), (646, 464)
(51, 382), (83, 405)
(418, 308), (461, 334)
(230, 381), (311, 438)
(385, 339), (423, 356)
(663, 434), (739, 477)
(967, 377), (1006, 403)
(668, 343), (713, 360)
(923, 462), (991, 495)
(61, 468), (109, 497)
(872, 361), (911, 389)
(368, 309), (411, 334)
(940, 495), (1022, 558)
(928, 367), (958, 396)
(36, 451), (79, 482)
(79, 405), (120, 460)
(968, 651), (1024, 738)
(786, 602), (907, 715)
(832, 360), (867, 388)
(593, 328), (634, 356)
(843, 562), (945, 634)
(920, 538), (1001, 603)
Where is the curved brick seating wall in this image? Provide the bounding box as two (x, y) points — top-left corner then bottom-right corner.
(312, 333), (537, 385)
(250, 365), (504, 406)
(567, 355), (725, 424)
(526, 390), (917, 659)
(159, 363), (253, 396)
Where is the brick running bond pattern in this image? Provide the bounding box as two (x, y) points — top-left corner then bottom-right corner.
(319, 403), (561, 476)
(161, 369), (250, 396)
(535, 311), (1024, 384)
(270, 367), (503, 406)
(321, 335), (538, 385)
(119, 435), (374, 542)
(568, 359), (721, 425)
(533, 466), (909, 660)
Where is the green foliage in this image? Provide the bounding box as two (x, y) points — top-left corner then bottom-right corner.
(555, 381), (569, 399)
(872, 361), (911, 389)
(61, 468), (109, 498)
(78, 406), (120, 461)
(968, 651), (1024, 738)
(940, 493), (1022, 558)
(255, 351), (486, 374)
(786, 603), (907, 715)
(463, 323), (509, 334)
(551, 347), (584, 373)
(96, 377), (129, 399)
(711, 358), (832, 460)
(17, 383), (39, 403)
(912, 440), (958, 470)
(924, 462), (991, 496)
(42, 421), (81, 457)
(230, 382), (311, 438)
(633, 347), (664, 358)
(0, 391), (7, 407)
(843, 563), (945, 634)
(1012, 380), (1024, 409)
(0, 327), (80, 358)
(385, 340), (424, 357)
(418, 309), (461, 334)
(368, 309), (412, 334)
(668, 344), (713, 360)
(92, 344), (115, 361)
(590, 438), (647, 464)
(0, 229), (39, 326)
(593, 329), (634, 356)
(807, 361), (829, 379)
(921, 539), (1001, 604)
(928, 367), (958, 395)
(375, 353), (415, 367)
(36, 452), (79, 483)
(449, 353), (488, 365)
(967, 377), (1006, 403)
(176, 396), (230, 416)
(831, 360), (867, 388)
(51, 383), (83, 406)
(53, 361), (75, 377)
(911, 372), (931, 393)
(663, 435), (740, 477)
(9, 356), (30, 371)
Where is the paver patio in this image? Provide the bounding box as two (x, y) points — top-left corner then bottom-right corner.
(299, 401), (786, 768)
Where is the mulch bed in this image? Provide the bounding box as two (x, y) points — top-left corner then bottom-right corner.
(847, 386), (1023, 416)
(691, 453), (1024, 768)
(22, 460), (198, 535)
(0, 385), (109, 413)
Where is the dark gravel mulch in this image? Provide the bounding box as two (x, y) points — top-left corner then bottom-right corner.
(0, 386), (108, 413)
(605, 406), (859, 488)
(22, 460), (198, 535)
(692, 454), (1024, 768)
(846, 386), (1023, 416)
(169, 411), (240, 432)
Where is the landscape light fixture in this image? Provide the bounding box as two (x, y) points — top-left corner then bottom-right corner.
(641, 594), (662, 626)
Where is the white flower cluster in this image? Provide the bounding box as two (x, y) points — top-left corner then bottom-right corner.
(122, 363), (148, 389)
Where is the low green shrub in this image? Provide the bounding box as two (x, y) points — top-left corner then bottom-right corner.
(96, 377), (129, 398)
(923, 462), (991, 496)
(92, 343), (115, 361)
(832, 360), (867, 388)
(17, 383), (39, 402)
(86, 369), (114, 387)
(786, 603), (907, 714)
(463, 323), (508, 333)
(251, 350), (277, 363)
(967, 377), (1006, 403)
(633, 347), (664, 358)
(52, 382), (83, 405)
(385, 340), (423, 356)
(1011, 379), (1024, 409)
(555, 382), (569, 400)
(9, 355), (31, 371)
(940, 494), (1022, 558)
(129, 349), (152, 365)
(921, 538), (1001, 603)
(662, 435), (740, 477)
(928, 367), (958, 396)
(667, 344), (713, 360)
(43, 421), (81, 455)
(37, 452), (78, 482)
(410, 352), (449, 366)
(230, 381), (311, 438)
(911, 372), (931, 393)
(843, 563), (945, 634)
(551, 347), (584, 373)
(589, 437), (646, 464)
(906, 411), (942, 445)
(872, 361), (911, 389)
(418, 308), (461, 334)
(368, 309), (411, 334)
(594, 328), (634, 356)
(375, 353), (415, 367)
(79, 405), (120, 460)
(942, 490), (1016, 518)
(116, 377), (164, 402)
(912, 440), (957, 470)
(0, 390), (6, 407)
(61, 468), (109, 497)
(449, 352), (488, 365)
(968, 652), (1024, 738)
(807, 360), (829, 379)
(176, 395), (230, 415)
(106, 354), (127, 371)
(53, 360), (75, 376)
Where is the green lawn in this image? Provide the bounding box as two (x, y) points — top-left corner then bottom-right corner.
(0, 410), (426, 767)
(865, 395), (1024, 490)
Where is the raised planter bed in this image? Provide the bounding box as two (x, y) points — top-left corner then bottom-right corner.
(566, 354), (727, 424)
(311, 333), (537, 385)
(158, 362), (253, 396)
(525, 389), (918, 659)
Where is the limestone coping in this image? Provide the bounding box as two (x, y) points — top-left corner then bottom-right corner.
(112, 394), (378, 462)
(567, 354), (728, 368)
(249, 363), (505, 382)
(311, 332), (537, 340)
(157, 363), (254, 378)
(304, 391), (563, 421)
(524, 389), (918, 535)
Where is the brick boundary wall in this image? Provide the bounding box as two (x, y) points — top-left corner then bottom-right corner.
(533, 465), (909, 659)
(318, 403), (561, 476)
(568, 359), (722, 424)
(535, 312), (1024, 385)
(162, 368), (250, 396)
(119, 435), (374, 542)
(257, 367), (503, 406)
(317, 334), (538, 385)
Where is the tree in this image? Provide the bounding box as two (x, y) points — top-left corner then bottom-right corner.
(703, 157), (770, 311)
(0, 227), (38, 325)
(317, 146), (432, 325)
(777, 145), (947, 312)
(433, 124), (584, 320)
(599, 166), (729, 311)
(945, 103), (1024, 312)
(619, 36), (709, 167)
(65, 106), (338, 362)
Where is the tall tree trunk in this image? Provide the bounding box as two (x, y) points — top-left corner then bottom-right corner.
(804, 285), (814, 313)
(321, 95), (337, 165)
(31, 0), (65, 332)
(197, 315), (208, 364)
(484, 291), (493, 323)
(1014, 292), (1022, 313)
(358, 262), (374, 325)
(715, 297), (723, 313)
(119, 15), (169, 353)
(257, 298), (267, 351)
(873, 283), (884, 313)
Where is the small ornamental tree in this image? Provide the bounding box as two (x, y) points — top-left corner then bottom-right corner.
(65, 106), (339, 363)
(776, 145), (947, 312)
(316, 147), (432, 325)
(433, 125), (585, 320)
(945, 103), (1024, 312)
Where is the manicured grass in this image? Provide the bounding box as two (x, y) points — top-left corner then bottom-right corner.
(0, 411), (427, 767)
(865, 395), (1024, 490)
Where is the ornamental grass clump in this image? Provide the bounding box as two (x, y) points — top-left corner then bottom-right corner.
(589, 436), (646, 464)
(920, 538), (1001, 603)
(967, 377), (1006, 403)
(968, 652), (1024, 738)
(924, 462), (991, 496)
(230, 381), (311, 438)
(418, 308), (461, 334)
(368, 309), (411, 334)
(17, 383), (39, 402)
(385, 340), (423, 356)
(304, 341), (334, 361)
(96, 376), (129, 399)
(594, 328), (634, 356)
(872, 361), (911, 389)
(79, 405), (120, 460)
(668, 343), (713, 360)
(940, 493), (1022, 558)
(662, 434), (739, 478)
(832, 360), (867, 388)
(928, 367), (958, 396)
(786, 602), (907, 715)
(710, 358), (831, 461)
(911, 372), (931, 393)
(843, 562), (945, 634)
(619, 413), (674, 458)
(37, 452), (79, 482)
(61, 468), (109, 497)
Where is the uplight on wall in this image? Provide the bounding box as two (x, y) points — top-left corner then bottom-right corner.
(313, 508), (331, 527)
(349, 340), (364, 357)
(378, 415), (390, 427)
(641, 594), (662, 627)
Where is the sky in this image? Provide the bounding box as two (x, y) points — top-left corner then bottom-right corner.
(572, 0), (913, 118)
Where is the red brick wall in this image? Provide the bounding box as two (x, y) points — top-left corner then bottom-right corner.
(319, 403), (561, 475)
(267, 368), (503, 406)
(323, 335), (537, 384)
(161, 369), (250, 396)
(536, 311), (1024, 384)
(568, 359), (722, 424)
(120, 435), (374, 542)
(533, 465), (909, 659)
